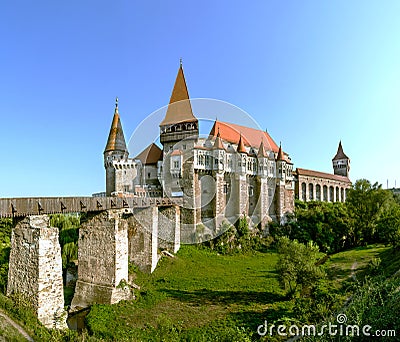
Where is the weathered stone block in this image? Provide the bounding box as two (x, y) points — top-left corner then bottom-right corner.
(70, 210), (132, 311)
(7, 215), (67, 329)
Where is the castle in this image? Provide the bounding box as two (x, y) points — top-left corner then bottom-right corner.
(103, 63), (351, 235)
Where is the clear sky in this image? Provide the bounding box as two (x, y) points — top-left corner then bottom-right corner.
(0, 1), (399, 197)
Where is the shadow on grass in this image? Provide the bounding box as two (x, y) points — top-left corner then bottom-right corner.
(161, 288), (284, 307)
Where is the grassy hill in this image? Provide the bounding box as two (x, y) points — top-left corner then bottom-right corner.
(84, 244), (393, 341)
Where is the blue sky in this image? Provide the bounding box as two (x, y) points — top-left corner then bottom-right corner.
(0, 1), (399, 197)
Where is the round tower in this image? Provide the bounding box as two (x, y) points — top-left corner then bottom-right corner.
(104, 98), (129, 196)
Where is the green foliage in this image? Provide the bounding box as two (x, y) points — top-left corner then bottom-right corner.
(304, 274), (400, 342)
(346, 179), (394, 245)
(276, 236), (326, 297)
(50, 214), (80, 268)
(204, 218), (269, 255)
(376, 203), (400, 249)
(293, 278), (344, 323)
(0, 218), (12, 294)
(271, 201), (353, 253)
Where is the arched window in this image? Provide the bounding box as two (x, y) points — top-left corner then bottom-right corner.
(323, 185), (328, 201)
(309, 183), (314, 201)
(329, 186), (334, 202)
(336, 186), (339, 202)
(301, 182), (306, 201)
(316, 184), (321, 201)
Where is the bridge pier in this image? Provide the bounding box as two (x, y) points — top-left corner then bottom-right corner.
(70, 210), (132, 311)
(7, 215), (67, 329)
(158, 206), (180, 253)
(127, 207), (159, 273)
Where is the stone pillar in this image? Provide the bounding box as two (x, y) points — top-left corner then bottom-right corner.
(158, 206), (180, 253)
(238, 174), (249, 216)
(128, 206), (159, 273)
(7, 215), (67, 329)
(71, 210), (132, 311)
(257, 177), (270, 228)
(214, 172), (225, 231)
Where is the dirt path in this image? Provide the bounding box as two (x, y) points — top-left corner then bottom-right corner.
(0, 309), (34, 341)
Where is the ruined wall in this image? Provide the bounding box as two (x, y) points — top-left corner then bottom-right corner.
(158, 206), (180, 253)
(7, 215), (67, 329)
(71, 210), (132, 310)
(127, 207), (158, 273)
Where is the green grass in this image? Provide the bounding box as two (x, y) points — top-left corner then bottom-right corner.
(86, 245), (290, 340)
(324, 244), (390, 284)
(0, 314), (28, 342)
(85, 244), (397, 341)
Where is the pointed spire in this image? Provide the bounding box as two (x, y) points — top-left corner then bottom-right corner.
(237, 133), (247, 153)
(213, 127), (224, 149)
(257, 139), (267, 158)
(160, 61), (197, 126)
(332, 140), (349, 160)
(104, 98), (128, 154)
(276, 142), (284, 161)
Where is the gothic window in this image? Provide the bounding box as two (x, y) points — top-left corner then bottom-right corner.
(301, 182), (306, 201)
(316, 184), (321, 201)
(205, 155), (210, 166)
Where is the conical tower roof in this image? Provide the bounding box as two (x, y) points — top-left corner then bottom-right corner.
(332, 141), (349, 160)
(237, 134), (247, 153)
(213, 128), (225, 150)
(104, 98), (128, 154)
(257, 139), (267, 158)
(160, 62), (197, 126)
(276, 142), (284, 161)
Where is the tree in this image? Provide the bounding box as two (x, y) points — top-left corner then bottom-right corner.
(346, 179), (392, 245)
(276, 236), (325, 297)
(376, 204), (400, 249)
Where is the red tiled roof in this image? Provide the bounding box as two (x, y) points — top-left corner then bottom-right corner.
(135, 143), (162, 165)
(170, 149), (182, 156)
(209, 120), (279, 153)
(160, 63), (197, 126)
(295, 168), (351, 183)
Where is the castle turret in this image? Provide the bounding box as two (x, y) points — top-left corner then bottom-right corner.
(212, 128), (225, 172)
(332, 141), (350, 177)
(104, 98), (129, 196)
(159, 61), (199, 152)
(257, 139), (268, 178)
(276, 142), (286, 181)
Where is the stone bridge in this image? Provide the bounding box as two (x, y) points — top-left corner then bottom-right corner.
(0, 196), (181, 329)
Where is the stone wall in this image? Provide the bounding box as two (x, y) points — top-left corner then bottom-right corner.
(71, 210), (132, 310)
(158, 206), (180, 253)
(127, 207), (159, 273)
(7, 215), (67, 329)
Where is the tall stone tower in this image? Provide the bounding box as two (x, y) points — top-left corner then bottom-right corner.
(159, 61), (199, 151)
(104, 98), (129, 196)
(159, 62), (199, 231)
(332, 141), (350, 177)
